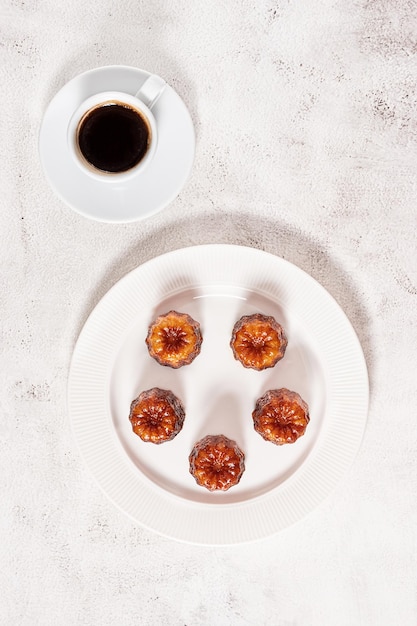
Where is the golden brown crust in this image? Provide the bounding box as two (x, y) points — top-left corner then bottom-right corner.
(252, 388), (309, 445)
(230, 313), (287, 370)
(129, 388), (185, 444)
(189, 434), (245, 491)
(146, 310), (202, 368)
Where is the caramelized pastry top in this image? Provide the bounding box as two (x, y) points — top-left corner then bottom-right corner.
(189, 434), (245, 491)
(230, 313), (287, 370)
(146, 310), (202, 368)
(252, 388), (309, 445)
(129, 387), (185, 444)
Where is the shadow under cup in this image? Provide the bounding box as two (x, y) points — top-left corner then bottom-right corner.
(75, 100), (153, 177)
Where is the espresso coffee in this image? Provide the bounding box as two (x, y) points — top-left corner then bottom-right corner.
(77, 102), (151, 173)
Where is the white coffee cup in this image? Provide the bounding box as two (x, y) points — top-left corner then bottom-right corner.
(67, 74), (166, 182)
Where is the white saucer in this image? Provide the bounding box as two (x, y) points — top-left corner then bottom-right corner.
(39, 66), (195, 223)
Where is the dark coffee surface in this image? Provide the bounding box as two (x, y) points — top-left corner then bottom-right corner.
(78, 103), (150, 173)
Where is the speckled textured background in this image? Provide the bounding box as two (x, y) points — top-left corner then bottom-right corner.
(1, 1), (417, 624)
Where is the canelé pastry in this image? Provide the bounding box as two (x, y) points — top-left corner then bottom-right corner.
(146, 310), (202, 368)
(252, 388), (309, 445)
(129, 388), (185, 444)
(189, 434), (245, 491)
(230, 313), (287, 370)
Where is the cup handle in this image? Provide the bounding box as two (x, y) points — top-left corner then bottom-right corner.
(135, 75), (166, 109)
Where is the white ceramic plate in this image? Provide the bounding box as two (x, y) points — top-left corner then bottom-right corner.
(68, 245), (368, 544)
(39, 65), (195, 223)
